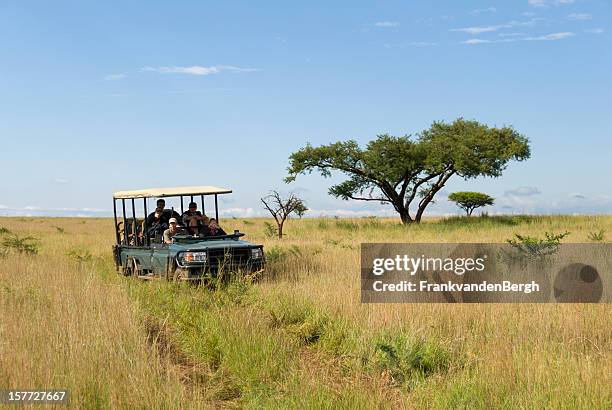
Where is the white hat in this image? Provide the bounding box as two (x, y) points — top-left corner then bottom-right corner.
(169, 217), (178, 224)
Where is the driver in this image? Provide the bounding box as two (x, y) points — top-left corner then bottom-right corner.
(163, 218), (186, 244)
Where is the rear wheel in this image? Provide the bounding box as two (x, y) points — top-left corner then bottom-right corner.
(124, 258), (142, 277)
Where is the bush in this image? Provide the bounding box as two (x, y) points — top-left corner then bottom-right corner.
(0, 227), (12, 235)
(506, 231), (570, 259)
(587, 230), (605, 242)
(371, 334), (451, 385)
(335, 220), (359, 231)
(263, 222), (278, 238)
(66, 248), (93, 263)
(2, 234), (40, 255)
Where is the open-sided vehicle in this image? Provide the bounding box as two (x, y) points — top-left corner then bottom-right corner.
(112, 185), (264, 281)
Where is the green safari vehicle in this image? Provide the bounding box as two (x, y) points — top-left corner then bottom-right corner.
(111, 185), (264, 281)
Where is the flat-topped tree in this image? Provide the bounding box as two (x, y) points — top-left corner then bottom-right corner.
(285, 118), (530, 224)
(448, 191), (495, 216)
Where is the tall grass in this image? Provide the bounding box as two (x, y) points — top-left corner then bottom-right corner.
(0, 215), (610, 408)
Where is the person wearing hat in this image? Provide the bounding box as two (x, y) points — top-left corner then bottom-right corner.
(182, 201), (209, 235)
(163, 217), (186, 244)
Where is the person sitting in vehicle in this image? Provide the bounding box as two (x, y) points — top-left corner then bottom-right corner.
(205, 218), (227, 236)
(182, 202), (209, 235)
(148, 198), (180, 225)
(145, 207), (168, 240)
(163, 218), (186, 244)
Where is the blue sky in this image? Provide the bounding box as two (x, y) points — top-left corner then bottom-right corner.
(1, 0), (610, 218)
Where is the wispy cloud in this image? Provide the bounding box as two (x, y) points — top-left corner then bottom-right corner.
(463, 31), (575, 45)
(453, 25), (506, 35)
(451, 18), (540, 35)
(104, 73), (127, 81)
(585, 28), (604, 34)
(142, 65), (259, 75)
(526, 31), (575, 41)
(54, 178), (69, 184)
(571, 193), (587, 199)
(505, 186), (542, 197)
(469, 7), (497, 16)
(462, 38), (493, 45)
(567, 13), (592, 21)
(374, 21), (400, 27)
(529, 0), (574, 7)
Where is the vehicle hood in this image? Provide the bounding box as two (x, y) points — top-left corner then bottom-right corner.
(169, 238), (258, 252)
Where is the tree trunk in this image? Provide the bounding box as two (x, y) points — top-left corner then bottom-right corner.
(277, 222), (283, 239)
(398, 207), (413, 225)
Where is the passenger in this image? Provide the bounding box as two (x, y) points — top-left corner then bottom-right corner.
(163, 218), (186, 244)
(205, 218), (227, 236)
(145, 207), (168, 240)
(150, 198), (181, 225)
(182, 202), (209, 235)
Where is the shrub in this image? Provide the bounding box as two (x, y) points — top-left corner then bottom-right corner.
(53, 226), (66, 234)
(371, 334), (451, 385)
(0, 227), (12, 235)
(335, 220), (359, 231)
(66, 248), (93, 263)
(506, 231), (570, 259)
(587, 230), (605, 242)
(263, 222), (278, 238)
(2, 234), (40, 255)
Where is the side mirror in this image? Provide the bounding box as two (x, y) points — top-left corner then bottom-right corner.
(234, 229), (239, 235)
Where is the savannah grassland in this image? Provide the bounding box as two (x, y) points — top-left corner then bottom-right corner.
(0, 215), (611, 409)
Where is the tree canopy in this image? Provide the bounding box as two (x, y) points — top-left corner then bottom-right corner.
(286, 118), (530, 224)
(448, 191), (495, 216)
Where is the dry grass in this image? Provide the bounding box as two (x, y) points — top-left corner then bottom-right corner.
(0, 215), (611, 408)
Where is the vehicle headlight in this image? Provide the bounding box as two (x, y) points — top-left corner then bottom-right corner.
(251, 248), (263, 259)
(178, 251), (207, 265)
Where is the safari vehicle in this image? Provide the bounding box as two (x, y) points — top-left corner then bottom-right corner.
(112, 186), (264, 281)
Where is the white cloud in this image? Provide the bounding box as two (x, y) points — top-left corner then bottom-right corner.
(462, 38), (493, 45)
(529, 0), (574, 7)
(499, 32), (527, 37)
(469, 7), (497, 16)
(219, 207), (262, 217)
(526, 31), (575, 41)
(0, 205), (7, 209)
(54, 178), (69, 184)
(567, 13), (592, 20)
(374, 21), (400, 27)
(571, 193), (587, 199)
(453, 25), (504, 34)
(142, 65), (259, 75)
(505, 186), (542, 197)
(104, 73), (127, 81)
(585, 28), (604, 34)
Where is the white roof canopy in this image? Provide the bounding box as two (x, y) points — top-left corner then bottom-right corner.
(113, 185), (232, 199)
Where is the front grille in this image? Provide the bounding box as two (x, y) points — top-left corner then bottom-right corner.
(207, 248), (252, 269)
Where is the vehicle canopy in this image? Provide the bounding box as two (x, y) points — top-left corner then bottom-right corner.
(112, 185), (232, 246)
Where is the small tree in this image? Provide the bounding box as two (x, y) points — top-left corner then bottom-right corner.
(261, 191), (308, 238)
(448, 191), (494, 216)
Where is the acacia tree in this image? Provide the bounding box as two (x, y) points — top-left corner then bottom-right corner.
(286, 118), (530, 224)
(261, 191), (307, 238)
(448, 191), (494, 216)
